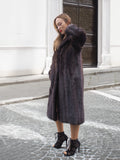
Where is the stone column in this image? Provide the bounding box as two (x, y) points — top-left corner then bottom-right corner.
(98, 0), (111, 68)
(43, 0), (63, 74)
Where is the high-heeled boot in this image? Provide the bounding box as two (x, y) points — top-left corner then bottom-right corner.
(64, 138), (80, 156)
(53, 132), (68, 149)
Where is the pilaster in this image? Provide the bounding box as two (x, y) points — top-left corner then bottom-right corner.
(44, 0), (63, 74)
(98, 0), (111, 68)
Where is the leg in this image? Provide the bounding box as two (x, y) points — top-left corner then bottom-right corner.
(70, 124), (80, 139)
(55, 120), (64, 132)
(64, 124), (80, 156)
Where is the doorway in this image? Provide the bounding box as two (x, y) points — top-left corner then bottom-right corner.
(63, 0), (98, 67)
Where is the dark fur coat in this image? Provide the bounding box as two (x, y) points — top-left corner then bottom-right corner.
(47, 24), (86, 125)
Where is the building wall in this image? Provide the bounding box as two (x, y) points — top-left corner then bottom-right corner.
(0, 0), (47, 77)
(110, 0), (120, 67)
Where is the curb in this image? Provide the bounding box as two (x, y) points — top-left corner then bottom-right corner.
(0, 75), (49, 86)
(0, 94), (49, 106)
(84, 82), (120, 91)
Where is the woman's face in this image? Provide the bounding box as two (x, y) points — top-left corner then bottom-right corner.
(55, 18), (68, 35)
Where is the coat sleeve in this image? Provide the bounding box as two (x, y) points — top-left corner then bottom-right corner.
(65, 24), (86, 50)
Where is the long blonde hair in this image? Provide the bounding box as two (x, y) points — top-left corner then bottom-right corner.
(53, 13), (71, 51)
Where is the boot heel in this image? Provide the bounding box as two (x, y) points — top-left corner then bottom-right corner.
(65, 139), (68, 148)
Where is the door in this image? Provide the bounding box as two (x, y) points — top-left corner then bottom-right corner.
(63, 0), (98, 67)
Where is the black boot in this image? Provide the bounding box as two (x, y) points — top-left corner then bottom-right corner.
(53, 132), (68, 149)
(64, 138), (80, 156)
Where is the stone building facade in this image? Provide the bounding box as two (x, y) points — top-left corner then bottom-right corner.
(0, 0), (120, 77)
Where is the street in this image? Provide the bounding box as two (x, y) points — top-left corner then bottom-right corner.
(0, 86), (120, 160)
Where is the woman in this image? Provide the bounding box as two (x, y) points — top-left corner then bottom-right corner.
(47, 13), (86, 156)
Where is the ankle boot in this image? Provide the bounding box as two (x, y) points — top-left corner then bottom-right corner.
(53, 132), (68, 149)
(64, 138), (80, 156)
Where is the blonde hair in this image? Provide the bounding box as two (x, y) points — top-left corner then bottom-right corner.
(53, 13), (71, 51)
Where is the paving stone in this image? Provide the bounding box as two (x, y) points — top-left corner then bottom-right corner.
(0, 87), (120, 160)
(42, 157), (52, 160)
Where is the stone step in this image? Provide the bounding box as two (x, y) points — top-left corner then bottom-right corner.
(0, 67), (120, 90)
(84, 67), (120, 90)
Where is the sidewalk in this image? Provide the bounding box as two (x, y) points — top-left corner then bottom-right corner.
(0, 75), (50, 105)
(0, 66), (120, 105)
